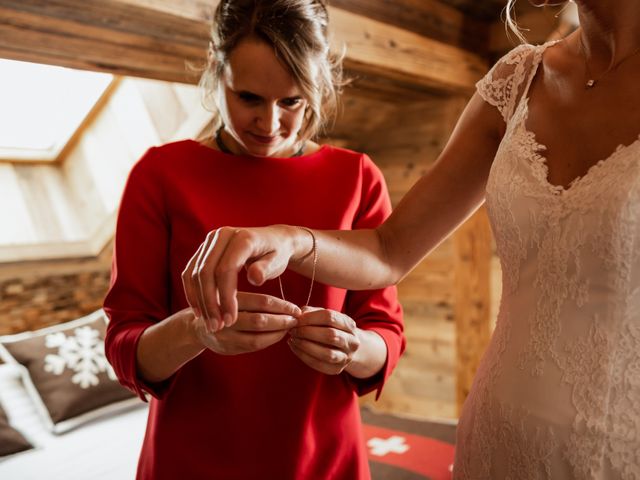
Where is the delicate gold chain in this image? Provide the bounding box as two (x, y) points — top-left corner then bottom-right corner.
(579, 36), (640, 88)
(278, 226), (318, 307)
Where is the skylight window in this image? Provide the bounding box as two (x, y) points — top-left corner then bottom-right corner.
(0, 60), (112, 162)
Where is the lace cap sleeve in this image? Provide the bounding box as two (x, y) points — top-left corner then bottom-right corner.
(476, 44), (537, 123)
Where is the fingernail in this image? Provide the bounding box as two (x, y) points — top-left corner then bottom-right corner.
(223, 313), (233, 326)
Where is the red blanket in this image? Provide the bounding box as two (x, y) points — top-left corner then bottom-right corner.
(362, 408), (456, 480)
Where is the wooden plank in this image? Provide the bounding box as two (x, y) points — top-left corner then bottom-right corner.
(0, 0), (488, 92)
(452, 206), (493, 414)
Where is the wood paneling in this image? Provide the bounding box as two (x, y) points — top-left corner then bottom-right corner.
(453, 207), (493, 413)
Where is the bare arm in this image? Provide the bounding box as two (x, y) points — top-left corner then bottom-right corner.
(296, 91), (503, 287)
(184, 92), (503, 328)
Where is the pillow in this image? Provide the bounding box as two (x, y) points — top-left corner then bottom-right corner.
(0, 399), (33, 457)
(0, 310), (141, 434)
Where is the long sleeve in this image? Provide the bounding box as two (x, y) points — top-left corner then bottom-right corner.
(103, 148), (175, 400)
(344, 154), (406, 398)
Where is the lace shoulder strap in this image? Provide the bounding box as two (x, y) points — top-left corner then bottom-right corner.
(476, 44), (539, 123)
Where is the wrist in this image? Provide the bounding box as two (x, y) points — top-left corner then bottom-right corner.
(181, 308), (207, 350)
(345, 329), (386, 379)
(288, 225), (314, 263)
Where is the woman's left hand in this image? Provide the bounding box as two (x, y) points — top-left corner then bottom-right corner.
(288, 307), (361, 375)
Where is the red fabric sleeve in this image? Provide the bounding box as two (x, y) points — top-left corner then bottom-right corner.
(344, 154), (406, 399)
(103, 148), (176, 401)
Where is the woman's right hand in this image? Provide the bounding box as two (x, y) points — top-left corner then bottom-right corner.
(190, 291), (300, 355)
(182, 225), (311, 331)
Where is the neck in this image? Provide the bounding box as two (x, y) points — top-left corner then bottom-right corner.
(575, 0), (640, 69)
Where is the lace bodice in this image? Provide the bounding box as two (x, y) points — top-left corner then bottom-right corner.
(454, 42), (640, 479)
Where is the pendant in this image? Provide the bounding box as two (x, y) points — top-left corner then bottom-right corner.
(586, 79), (596, 88)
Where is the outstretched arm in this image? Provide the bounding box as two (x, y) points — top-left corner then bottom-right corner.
(183, 91), (504, 329)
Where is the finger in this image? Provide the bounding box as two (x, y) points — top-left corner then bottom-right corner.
(298, 309), (357, 333)
(201, 227), (242, 326)
(288, 340), (346, 375)
(233, 312), (298, 332)
(237, 292), (301, 317)
(290, 326), (356, 352)
(193, 235), (221, 331)
(182, 242), (205, 320)
(245, 250), (282, 286)
(289, 336), (349, 366)
(232, 330), (289, 353)
(217, 228), (290, 326)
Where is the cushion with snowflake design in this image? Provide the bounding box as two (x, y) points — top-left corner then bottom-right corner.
(0, 310), (140, 434)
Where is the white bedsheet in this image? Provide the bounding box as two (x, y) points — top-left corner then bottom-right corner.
(0, 364), (148, 480)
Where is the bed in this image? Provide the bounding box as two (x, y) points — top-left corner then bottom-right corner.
(0, 310), (456, 480)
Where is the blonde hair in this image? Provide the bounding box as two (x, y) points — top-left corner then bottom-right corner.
(199, 0), (345, 142)
(504, 0), (528, 44)
(505, 0), (574, 44)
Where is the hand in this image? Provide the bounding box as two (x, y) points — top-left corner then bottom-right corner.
(191, 292), (300, 355)
(181, 225), (307, 331)
(287, 307), (361, 375)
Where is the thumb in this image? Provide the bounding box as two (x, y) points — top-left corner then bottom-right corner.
(246, 251), (285, 286)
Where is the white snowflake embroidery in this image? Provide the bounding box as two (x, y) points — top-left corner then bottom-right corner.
(43, 326), (117, 389)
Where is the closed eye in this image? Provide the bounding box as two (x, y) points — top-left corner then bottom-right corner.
(280, 97), (303, 108)
(238, 91), (261, 103)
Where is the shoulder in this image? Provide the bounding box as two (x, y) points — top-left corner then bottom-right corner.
(319, 145), (387, 193)
(317, 144), (379, 171)
(476, 42), (554, 122)
(130, 139), (203, 177)
(480, 43), (539, 87)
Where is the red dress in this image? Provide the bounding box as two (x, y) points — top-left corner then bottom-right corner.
(104, 140), (405, 480)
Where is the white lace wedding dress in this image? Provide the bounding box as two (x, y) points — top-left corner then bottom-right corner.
(453, 42), (640, 479)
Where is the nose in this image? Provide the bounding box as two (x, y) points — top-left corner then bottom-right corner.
(256, 104), (280, 135)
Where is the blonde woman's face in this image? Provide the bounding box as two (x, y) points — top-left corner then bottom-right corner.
(217, 38), (309, 157)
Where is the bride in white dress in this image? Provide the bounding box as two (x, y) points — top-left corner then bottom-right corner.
(180, 0), (640, 478)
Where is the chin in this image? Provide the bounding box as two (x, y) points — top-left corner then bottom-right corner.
(244, 143), (279, 158)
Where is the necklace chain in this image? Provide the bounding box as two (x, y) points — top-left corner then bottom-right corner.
(278, 227), (318, 307)
(579, 37), (640, 89)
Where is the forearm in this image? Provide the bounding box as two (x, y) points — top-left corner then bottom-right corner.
(287, 227), (399, 290)
(344, 329), (388, 379)
(136, 308), (204, 383)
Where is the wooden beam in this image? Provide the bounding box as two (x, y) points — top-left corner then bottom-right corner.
(0, 0), (488, 93)
(0, 0), (208, 83)
(330, 0), (490, 54)
(332, 8), (488, 94)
